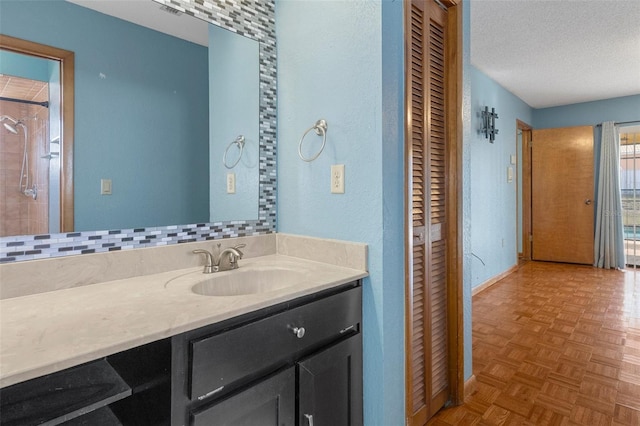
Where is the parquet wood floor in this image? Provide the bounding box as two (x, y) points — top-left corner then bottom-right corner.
(428, 262), (640, 425)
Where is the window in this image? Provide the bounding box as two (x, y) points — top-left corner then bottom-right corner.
(619, 129), (640, 267)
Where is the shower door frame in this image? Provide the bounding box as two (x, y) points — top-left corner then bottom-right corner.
(0, 34), (75, 232)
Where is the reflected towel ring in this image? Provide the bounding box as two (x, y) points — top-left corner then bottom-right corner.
(223, 135), (245, 169)
(298, 119), (328, 162)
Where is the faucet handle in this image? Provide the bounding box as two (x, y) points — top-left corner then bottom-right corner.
(232, 244), (246, 259)
(192, 249), (214, 274)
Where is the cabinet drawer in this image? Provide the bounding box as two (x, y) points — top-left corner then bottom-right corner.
(190, 285), (361, 400)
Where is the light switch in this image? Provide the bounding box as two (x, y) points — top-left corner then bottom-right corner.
(507, 167), (513, 183)
(100, 179), (112, 195)
(510, 154), (517, 165)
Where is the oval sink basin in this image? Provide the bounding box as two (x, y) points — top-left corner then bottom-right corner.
(191, 268), (308, 296)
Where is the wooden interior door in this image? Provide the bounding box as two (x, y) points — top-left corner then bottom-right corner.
(405, 0), (453, 424)
(532, 126), (594, 264)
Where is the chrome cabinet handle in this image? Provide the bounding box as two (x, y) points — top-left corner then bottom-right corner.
(585, 199), (592, 205)
(304, 414), (314, 426)
(291, 326), (306, 338)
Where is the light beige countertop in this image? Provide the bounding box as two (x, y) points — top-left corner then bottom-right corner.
(0, 254), (367, 388)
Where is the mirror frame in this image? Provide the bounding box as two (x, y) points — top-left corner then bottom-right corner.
(0, 0), (276, 263)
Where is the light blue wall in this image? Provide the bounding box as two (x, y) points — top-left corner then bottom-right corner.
(209, 25), (260, 222)
(461, 0), (474, 382)
(276, 0), (405, 424)
(0, 50), (50, 82)
(380, 1), (406, 423)
(1, 0), (209, 231)
(533, 94), (640, 129)
(469, 65), (533, 289)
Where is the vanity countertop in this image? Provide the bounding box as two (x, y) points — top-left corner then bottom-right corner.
(0, 254), (368, 388)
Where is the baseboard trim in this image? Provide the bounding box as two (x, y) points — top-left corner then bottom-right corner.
(464, 375), (477, 400)
(472, 264), (518, 296)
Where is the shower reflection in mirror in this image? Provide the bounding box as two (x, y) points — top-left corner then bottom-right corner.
(1, 114), (37, 199)
(0, 72), (60, 237)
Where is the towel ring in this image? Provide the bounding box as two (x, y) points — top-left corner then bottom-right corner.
(223, 135), (245, 169)
(298, 119), (328, 162)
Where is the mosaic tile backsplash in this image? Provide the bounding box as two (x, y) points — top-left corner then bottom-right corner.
(1, 0), (277, 263)
(0, 224), (271, 263)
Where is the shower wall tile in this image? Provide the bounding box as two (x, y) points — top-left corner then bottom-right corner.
(0, 101), (30, 237)
(0, 0), (277, 263)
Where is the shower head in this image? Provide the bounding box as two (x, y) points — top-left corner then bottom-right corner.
(3, 122), (18, 134)
(0, 115), (21, 134)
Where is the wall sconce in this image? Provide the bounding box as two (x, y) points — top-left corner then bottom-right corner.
(481, 106), (499, 142)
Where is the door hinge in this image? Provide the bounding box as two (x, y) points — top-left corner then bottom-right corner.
(529, 234), (533, 242)
(528, 140), (533, 149)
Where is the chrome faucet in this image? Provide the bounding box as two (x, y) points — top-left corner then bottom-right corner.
(192, 243), (246, 273)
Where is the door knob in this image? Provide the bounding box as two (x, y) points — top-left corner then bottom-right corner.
(290, 326), (305, 338)
(585, 199), (592, 205)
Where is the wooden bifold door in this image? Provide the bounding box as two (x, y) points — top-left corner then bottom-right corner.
(405, 0), (461, 424)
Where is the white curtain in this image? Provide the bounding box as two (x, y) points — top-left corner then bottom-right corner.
(594, 121), (625, 269)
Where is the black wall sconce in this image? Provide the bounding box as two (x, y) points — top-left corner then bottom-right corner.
(481, 106), (499, 142)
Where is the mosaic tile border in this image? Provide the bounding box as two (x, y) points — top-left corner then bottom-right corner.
(0, 0), (277, 263)
(0, 225), (271, 263)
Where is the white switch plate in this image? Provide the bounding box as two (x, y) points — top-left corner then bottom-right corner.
(510, 154), (517, 165)
(100, 179), (112, 195)
(331, 164), (345, 194)
(226, 173), (236, 194)
(507, 166), (513, 183)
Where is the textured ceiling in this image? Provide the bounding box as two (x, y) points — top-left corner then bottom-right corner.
(67, 1), (640, 109)
(471, 0), (640, 109)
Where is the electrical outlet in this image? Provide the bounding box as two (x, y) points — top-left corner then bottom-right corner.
(331, 164), (345, 194)
(226, 173), (236, 194)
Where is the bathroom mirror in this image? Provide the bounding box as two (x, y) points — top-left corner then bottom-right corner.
(209, 24), (260, 222)
(0, 0), (261, 237)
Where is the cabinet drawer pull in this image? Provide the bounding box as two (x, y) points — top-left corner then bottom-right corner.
(304, 413), (314, 426)
(340, 325), (355, 334)
(197, 385), (224, 401)
(291, 326), (306, 339)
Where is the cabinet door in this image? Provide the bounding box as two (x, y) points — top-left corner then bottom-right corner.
(298, 335), (363, 426)
(190, 367), (295, 426)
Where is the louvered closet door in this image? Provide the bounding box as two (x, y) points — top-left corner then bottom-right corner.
(407, 0), (449, 424)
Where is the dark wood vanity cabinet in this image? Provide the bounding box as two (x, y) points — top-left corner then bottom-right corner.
(187, 334), (362, 426)
(172, 281), (363, 426)
(190, 367), (296, 426)
(298, 335), (363, 426)
(0, 281), (362, 426)
(0, 339), (171, 426)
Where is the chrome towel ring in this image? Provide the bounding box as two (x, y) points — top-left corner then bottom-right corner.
(298, 119), (328, 162)
(223, 135), (245, 169)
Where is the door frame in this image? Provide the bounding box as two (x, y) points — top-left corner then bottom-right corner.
(0, 34), (75, 232)
(403, 0), (463, 423)
(517, 119), (532, 262)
